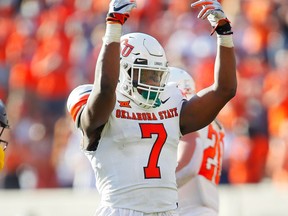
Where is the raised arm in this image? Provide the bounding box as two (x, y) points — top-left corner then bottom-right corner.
(80, 1), (136, 139)
(180, 0), (237, 135)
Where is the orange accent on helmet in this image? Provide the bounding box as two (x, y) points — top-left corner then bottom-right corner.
(70, 94), (89, 122)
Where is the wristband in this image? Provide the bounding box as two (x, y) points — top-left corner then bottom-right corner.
(103, 24), (122, 44)
(215, 22), (233, 35)
(106, 13), (129, 25)
(210, 19), (233, 36)
(217, 34), (234, 48)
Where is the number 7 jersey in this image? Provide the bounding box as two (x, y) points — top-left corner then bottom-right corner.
(69, 84), (185, 213)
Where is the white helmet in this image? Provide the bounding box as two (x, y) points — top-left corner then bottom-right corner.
(168, 67), (196, 100)
(119, 32), (169, 109)
(67, 84), (93, 127)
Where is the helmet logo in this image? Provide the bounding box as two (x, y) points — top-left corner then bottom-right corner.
(121, 39), (134, 57)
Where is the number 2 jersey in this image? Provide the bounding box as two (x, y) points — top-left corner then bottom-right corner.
(176, 120), (225, 215)
(67, 83), (185, 213)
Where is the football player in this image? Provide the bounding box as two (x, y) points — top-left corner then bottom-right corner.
(66, 0), (236, 215)
(0, 100), (9, 171)
(169, 67), (224, 216)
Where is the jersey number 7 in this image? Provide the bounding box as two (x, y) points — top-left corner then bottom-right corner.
(139, 123), (167, 179)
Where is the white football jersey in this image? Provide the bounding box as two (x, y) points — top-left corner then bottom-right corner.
(67, 84), (185, 213)
(177, 120), (225, 216)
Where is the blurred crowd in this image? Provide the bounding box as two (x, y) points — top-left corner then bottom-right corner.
(0, 0), (287, 189)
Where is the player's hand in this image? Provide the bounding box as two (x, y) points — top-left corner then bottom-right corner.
(191, 0), (232, 35)
(106, 0), (137, 25)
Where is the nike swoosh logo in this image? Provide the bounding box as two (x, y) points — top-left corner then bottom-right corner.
(113, 3), (131, 12)
(161, 97), (170, 104)
(134, 59), (147, 65)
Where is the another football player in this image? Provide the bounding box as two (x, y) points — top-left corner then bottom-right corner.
(169, 67), (225, 216)
(0, 100), (9, 171)
(67, 0), (236, 215)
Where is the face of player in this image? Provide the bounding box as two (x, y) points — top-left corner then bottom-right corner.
(132, 68), (165, 87)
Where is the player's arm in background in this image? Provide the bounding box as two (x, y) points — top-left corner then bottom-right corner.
(176, 131), (204, 187)
(78, 1), (136, 149)
(180, 0), (237, 135)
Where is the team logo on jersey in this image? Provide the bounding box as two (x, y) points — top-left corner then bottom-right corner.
(118, 100), (131, 108)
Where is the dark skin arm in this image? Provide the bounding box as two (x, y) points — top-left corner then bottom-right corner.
(181, 2), (238, 134)
(180, 45), (237, 135)
(79, 42), (120, 149)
